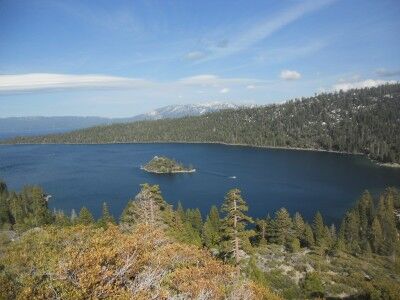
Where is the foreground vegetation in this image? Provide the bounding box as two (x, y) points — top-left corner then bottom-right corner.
(141, 156), (195, 173)
(0, 180), (399, 299)
(5, 84), (400, 164)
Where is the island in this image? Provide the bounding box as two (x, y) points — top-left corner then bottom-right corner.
(141, 156), (196, 174)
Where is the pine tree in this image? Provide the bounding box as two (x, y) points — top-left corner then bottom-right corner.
(54, 210), (71, 227)
(221, 189), (254, 266)
(176, 201), (186, 222)
(379, 193), (399, 256)
(120, 184), (168, 228)
(304, 223), (315, 248)
(255, 218), (268, 245)
(273, 208), (293, 246)
(186, 208), (202, 234)
(313, 212), (326, 248)
(97, 202), (115, 228)
(293, 212), (306, 244)
(343, 211), (361, 253)
(78, 207), (94, 225)
(371, 217), (383, 254)
(202, 205), (221, 248)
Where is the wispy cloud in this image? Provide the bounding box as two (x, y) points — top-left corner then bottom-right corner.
(0, 73), (150, 93)
(0, 73), (266, 94)
(220, 88), (230, 94)
(195, 0), (335, 62)
(280, 70), (301, 81)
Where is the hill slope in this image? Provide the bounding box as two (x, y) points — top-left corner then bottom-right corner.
(5, 84), (400, 164)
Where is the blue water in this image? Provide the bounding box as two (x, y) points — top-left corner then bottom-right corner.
(1, 143), (399, 224)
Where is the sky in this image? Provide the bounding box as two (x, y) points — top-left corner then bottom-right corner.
(0, 0), (399, 117)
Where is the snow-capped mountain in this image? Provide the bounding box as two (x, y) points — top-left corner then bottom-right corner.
(0, 102), (240, 139)
(127, 102), (239, 121)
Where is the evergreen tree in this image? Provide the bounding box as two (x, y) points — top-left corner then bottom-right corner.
(273, 208), (293, 246)
(304, 223), (315, 248)
(378, 193), (399, 256)
(78, 207), (94, 225)
(120, 184), (168, 228)
(54, 210), (71, 227)
(313, 212), (326, 248)
(176, 201), (186, 222)
(221, 189), (254, 266)
(97, 202), (115, 228)
(202, 205), (221, 249)
(343, 211), (361, 253)
(186, 208), (202, 234)
(371, 217), (383, 254)
(293, 212), (306, 245)
(255, 218), (268, 245)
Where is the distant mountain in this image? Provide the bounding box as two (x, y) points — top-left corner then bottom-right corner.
(7, 84), (400, 164)
(0, 102), (238, 139)
(127, 102), (239, 121)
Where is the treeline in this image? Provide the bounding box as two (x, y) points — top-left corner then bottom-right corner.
(1, 180), (399, 260)
(5, 83), (400, 164)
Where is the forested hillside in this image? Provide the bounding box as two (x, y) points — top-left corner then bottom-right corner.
(5, 84), (400, 164)
(1, 180), (400, 299)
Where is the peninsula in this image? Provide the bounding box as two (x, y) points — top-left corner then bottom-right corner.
(141, 156), (195, 174)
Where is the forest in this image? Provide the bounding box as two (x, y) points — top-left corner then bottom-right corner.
(5, 83), (400, 164)
(1, 180), (399, 299)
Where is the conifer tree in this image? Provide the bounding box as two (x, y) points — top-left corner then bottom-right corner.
(273, 208), (293, 246)
(54, 210), (71, 227)
(304, 223), (315, 248)
(121, 184), (168, 228)
(343, 211), (361, 253)
(98, 202), (115, 228)
(202, 205), (221, 248)
(313, 212), (326, 248)
(176, 201), (186, 222)
(186, 208), (203, 234)
(371, 217), (383, 254)
(378, 193), (399, 256)
(255, 218), (268, 245)
(221, 189), (254, 266)
(78, 207), (94, 225)
(293, 212), (306, 244)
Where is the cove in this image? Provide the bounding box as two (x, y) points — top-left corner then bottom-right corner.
(1, 143), (399, 225)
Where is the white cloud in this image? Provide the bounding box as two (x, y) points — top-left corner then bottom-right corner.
(0, 73), (150, 92)
(0, 73), (268, 94)
(185, 51), (206, 61)
(220, 88), (230, 94)
(333, 79), (396, 91)
(280, 70), (301, 80)
(246, 85), (256, 89)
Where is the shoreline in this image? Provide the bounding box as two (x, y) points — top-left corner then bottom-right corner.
(1, 140), (399, 168)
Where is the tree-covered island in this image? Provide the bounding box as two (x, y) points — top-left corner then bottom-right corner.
(141, 156), (195, 174)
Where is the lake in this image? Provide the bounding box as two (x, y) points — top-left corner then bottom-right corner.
(1, 143), (400, 224)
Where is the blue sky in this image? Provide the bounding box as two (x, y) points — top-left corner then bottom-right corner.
(0, 0), (399, 117)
